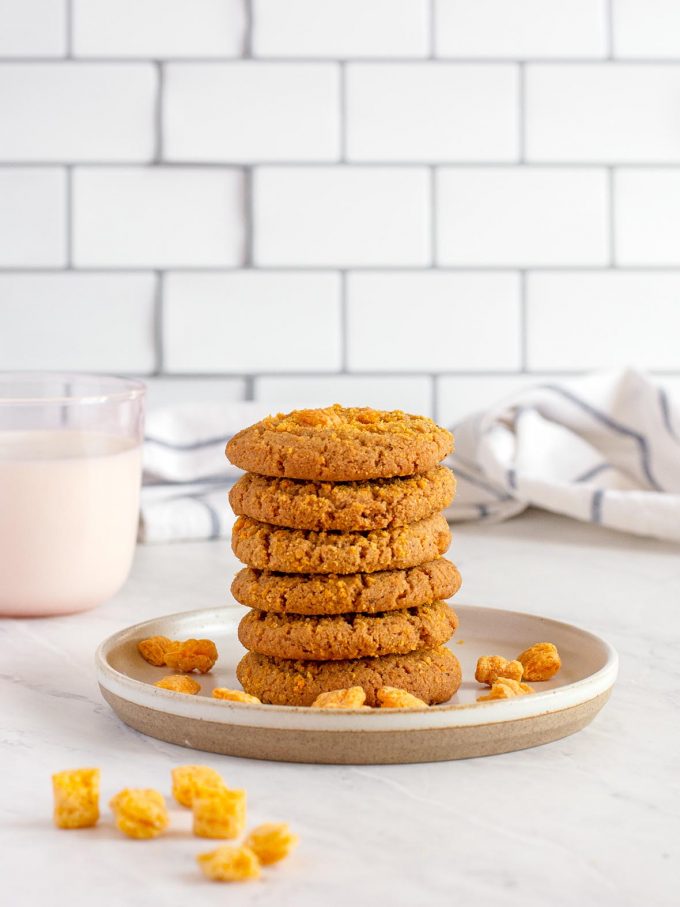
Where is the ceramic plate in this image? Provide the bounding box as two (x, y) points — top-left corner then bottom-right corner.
(96, 605), (618, 765)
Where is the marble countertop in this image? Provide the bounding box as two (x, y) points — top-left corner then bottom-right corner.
(2, 510), (678, 907)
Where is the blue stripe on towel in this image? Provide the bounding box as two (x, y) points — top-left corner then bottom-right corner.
(452, 465), (513, 501)
(194, 496), (221, 539)
(591, 489), (605, 523)
(658, 387), (678, 441)
(539, 384), (663, 492)
(574, 463), (612, 484)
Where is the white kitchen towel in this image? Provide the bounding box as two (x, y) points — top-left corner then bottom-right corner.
(139, 401), (270, 543)
(139, 371), (680, 544)
(445, 369), (680, 543)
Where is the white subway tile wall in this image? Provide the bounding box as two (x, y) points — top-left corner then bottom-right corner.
(0, 0), (679, 420)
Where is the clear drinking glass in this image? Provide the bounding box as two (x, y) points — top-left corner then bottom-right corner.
(0, 373), (145, 617)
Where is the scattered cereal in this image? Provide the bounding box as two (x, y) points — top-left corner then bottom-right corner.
(154, 674), (201, 694)
(477, 678), (534, 701)
(163, 639), (218, 674)
(244, 823), (299, 865)
(212, 688), (261, 704)
(137, 636), (178, 667)
(475, 655), (524, 686)
(311, 686), (367, 709)
(171, 765), (225, 808)
(52, 768), (100, 829)
(193, 787), (246, 839)
(517, 642), (561, 681)
(109, 788), (169, 839)
(197, 845), (261, 882)
(377, 686), (428, 709)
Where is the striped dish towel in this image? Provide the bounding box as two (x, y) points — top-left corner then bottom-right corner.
(139, 402), (269, 543)
(445, 369), (680, 543)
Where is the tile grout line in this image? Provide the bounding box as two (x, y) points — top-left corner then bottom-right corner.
(243, 376), (255, 401)
(65, 0), (73, 58)
(243, 0), (254, 58)
(606, 0), (615, 60)
(429, 0), (436, 59)
(153, 270), (164, 374)
(519, 270), (528, 372)
(154, 62), (164, 163)
(65, 165), (73, 268)
(8, 56), (680, 65)
(430, 375), (439, 419)
(430, 166), (437, 266)
(243, 166), (254, 267)
(339, 270), (348, 372)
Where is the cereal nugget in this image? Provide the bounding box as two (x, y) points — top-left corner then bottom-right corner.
(244, 823), (299, 866)
(110, 788), (169, 839)
(193, 787), (246, 840)
(164, 639), (218, 674)
(377, 686), (428, 709)
(311, 687), (367, 709)
(52, 768), (100, 829)
(154, 674), (201, 694)
(212, 688), (261, 704)
(138, 635), (177, 666)
(475, 655), (524, 686)
(477, 678), (534, 701)
(171, 765), (225, 808)
(197, 845), (261, 882)
(517, 642), (561, 681)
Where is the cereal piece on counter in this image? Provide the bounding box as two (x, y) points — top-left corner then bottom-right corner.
(197, 845), (261, 882)
(477, 678), (534, 701)
(172, 765), (225, 808)
(109, 788), (169, 839)
(52, 768), (100, 829)
(517, 642), (561, 681)
(154, 674), (201, 694)
(163, 639), (218, 674)
(244, 823), (299, 865)
(212, 688), (261, 704)
(475, 655), (524, 686)
(377, 686), (428, 709)
(193, 787), (247, 839)
(137, 636), (178, 667)
(311, 686), (367, 709)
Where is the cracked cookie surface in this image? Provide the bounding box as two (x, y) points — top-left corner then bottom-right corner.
(231, 513), (451, 574)
(229, 466), (455, 531)
(226, 405), (453, 481)
(236, 646), (462, 707)
(238, 602), (458, 661)
(231, 558), (461, 615)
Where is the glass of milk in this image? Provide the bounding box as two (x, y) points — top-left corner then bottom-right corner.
(0, 373), (145, 617)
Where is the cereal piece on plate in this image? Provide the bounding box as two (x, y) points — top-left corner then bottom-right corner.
(311, 686), (367, 709)
(244, 823), (299, 865)
(193, 787), (246, 839)
(477, 678), (534, 701)
(52, 768), (100, 829)
(163, 639), (218, 674)
(475, 655), (524, 686)
(377, 686), (428, 709)
(197, 845), (261, 882)
(212, 688), (261, 704)
(110, 788), (169, 839)
(172, 765), (225, 808)
(517, 642), (561, 681)
(137, 635), (177, 666)
(154, 674), (201, 694)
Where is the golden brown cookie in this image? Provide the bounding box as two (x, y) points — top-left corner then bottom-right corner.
(231, 513), (451, 574)
(231, 558), (461, 615)
(236, 646), (461, 707)
(226, 405), (453, 481)
(238, 602), (458, 661)
(229, 466), (455, 531)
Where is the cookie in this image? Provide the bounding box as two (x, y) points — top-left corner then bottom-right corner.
(231, 513), (451, 575)
(229, 466), (455, 531)
(237, 646), (461, 707)
(226, 405), (453, 482)
(238, 602), (458, 661)
(231, 559), (462, 615)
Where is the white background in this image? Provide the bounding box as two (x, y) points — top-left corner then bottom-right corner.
(2, 0), (680, 421)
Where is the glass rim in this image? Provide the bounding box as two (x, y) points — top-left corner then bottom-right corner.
(0, 372), (146, 406)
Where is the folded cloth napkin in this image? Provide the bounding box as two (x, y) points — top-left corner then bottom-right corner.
(445, 369), (680, 543)
(139, 402), (270, 543)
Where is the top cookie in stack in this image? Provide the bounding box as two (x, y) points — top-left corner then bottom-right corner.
(226, 405), (463, 707)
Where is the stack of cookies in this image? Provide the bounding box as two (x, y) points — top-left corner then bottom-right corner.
(226, 405), (462, 707)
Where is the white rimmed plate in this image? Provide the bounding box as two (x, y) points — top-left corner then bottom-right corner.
(96, 604), (617, 764)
